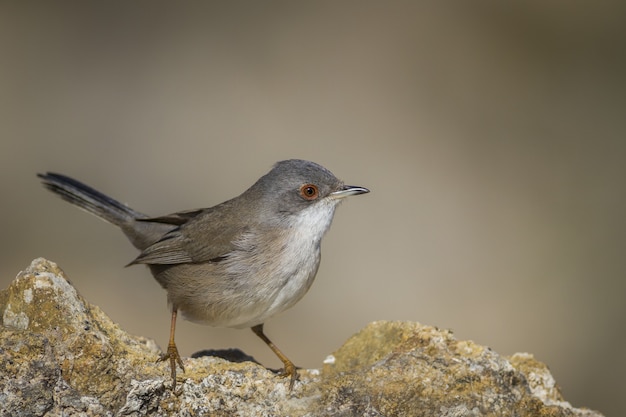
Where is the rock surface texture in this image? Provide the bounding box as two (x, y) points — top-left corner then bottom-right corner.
(0, 259), (603, 417)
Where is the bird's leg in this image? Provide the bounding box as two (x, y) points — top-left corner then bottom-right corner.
(157, 308), (185, 389)
(251, 323), (298, 391)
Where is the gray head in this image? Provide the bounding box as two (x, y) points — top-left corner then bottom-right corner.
(245, 159), (369, 220)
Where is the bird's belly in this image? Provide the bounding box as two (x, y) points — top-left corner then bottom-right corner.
(152, 246), (320, 329)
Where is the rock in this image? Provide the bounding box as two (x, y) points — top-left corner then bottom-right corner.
(0, 259), (603, 417)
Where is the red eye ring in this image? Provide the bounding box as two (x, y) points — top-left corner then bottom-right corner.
(299, 184), (319, 200)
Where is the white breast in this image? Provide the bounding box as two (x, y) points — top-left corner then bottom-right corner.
(224, 198), (340, 328)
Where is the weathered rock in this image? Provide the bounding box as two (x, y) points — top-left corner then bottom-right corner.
(0, 259), (603, 417)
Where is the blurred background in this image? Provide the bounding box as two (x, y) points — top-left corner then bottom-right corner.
(1, 2), (624, 415)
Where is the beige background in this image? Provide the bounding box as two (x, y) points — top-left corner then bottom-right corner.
(1, 2), (624, 415)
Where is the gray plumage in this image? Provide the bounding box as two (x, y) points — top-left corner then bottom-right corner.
(38, 160), (368, 327)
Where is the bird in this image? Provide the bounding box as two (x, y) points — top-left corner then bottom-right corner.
(38, 159), (369, 390)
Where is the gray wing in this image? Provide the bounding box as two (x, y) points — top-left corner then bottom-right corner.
(128, 200), (250, 265)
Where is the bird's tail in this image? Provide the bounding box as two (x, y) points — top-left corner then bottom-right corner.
(37, 172), (146, 227)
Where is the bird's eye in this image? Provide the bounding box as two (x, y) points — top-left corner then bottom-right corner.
(299, 184), (319, 200)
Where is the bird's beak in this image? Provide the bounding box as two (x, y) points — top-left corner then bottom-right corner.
(330, 185), (370, 199)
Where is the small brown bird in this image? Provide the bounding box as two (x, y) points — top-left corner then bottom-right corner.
(38, 159), (369, 389)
